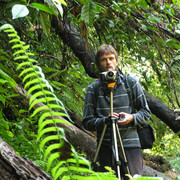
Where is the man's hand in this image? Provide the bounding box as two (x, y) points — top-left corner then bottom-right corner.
(118, 112), (134, 125)
(107, 112), (133, 125)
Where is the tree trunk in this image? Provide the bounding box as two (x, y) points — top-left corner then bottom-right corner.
(144, 91), (180, 133)
(0, 137), (52, 180)
(51, 18), (180, 134)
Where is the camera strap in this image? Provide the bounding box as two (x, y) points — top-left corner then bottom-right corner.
(123, 75), (135, 113)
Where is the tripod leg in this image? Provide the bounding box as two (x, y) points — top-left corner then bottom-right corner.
(92, 123), (107, 170)
(112, 120), (121, 179)
(115, 123), (130, 176)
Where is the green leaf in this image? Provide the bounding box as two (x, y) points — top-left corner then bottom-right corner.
(0, 94), (5, 105)
(19, 67), (38, 78)
(29, 97), (57, 110)
(147, 14), (162, 24)
(54, 167), (69, 180)
(12, 4), (29, 19)
(13, 49), (26, 56)
(44, 143), (63, 159)
(52, 0), (64, 18)
(30, 104), (65, 118)
(29, 90), (54, 104)
(30, 3), (57, 16)
(39, 11), (51, 36)
(24, 77), (43, 89)
(27, 84), (48, 97)
(38, 118), (71, 133)
(47, 152), (60, 171)
(12, 44), (23, 49)
(14, 56), (29, 61)
(174, 55), (180, 61)
(37, 126), (59, 141)
(51, 160), (66, 178)
(30, 105), (50, 118)
(38, 111), (68, 125)
(9, 38), (20, 43)
(22, 72), (40, 83)
(0, 24), (13, 31)
(40, 135), (61, 150)
(81, 0), (97, 25)
(0, 69), (17, 88)
(58, 0), (67, 6)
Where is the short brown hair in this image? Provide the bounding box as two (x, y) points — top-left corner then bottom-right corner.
(95, 45), (118, 70)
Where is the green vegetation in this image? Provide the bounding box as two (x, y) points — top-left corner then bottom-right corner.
(0, 0), (179, 179)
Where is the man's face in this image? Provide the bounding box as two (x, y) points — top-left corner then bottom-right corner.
(99, 53), (117, 72)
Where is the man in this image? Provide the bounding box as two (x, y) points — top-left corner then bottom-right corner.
(82, 45), (151, 178)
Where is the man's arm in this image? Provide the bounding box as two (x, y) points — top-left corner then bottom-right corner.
(131, 77), (151, 125)
(82, 83), (106, 131)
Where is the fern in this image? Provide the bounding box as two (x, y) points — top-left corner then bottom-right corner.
(0, 24), (117, 180)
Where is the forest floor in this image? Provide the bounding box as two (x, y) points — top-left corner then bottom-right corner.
(143, 153), (180, 179)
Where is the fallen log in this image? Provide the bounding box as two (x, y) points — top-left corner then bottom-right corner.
(0, 137), (52, 180)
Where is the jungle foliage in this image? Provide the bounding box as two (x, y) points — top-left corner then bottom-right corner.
(0, 0), (180, 179)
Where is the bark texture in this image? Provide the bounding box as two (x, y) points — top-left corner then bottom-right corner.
(144, 91), (180, 133)
(0, 138), (52, 180)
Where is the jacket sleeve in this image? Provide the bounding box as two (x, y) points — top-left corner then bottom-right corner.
(131, 77), (151, 126)
(82, 82), (106, 131)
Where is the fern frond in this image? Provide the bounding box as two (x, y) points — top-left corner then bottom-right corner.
(40, 135), (61, 150)
(44, 143), (65, 160)
(0, 23), (119, 180)
(29, 90), (54, 104)
(12, 43), (24, 49)
(17, 61), (32, 70)
(19, 66), (38, 78)
(37, 126), (62, 141)
(38, 111), (68, 126)
(47, 152), (61, 171)
(29, 97), (57, 110)
(39, 118), (69, 131)
(9, 38), (20, 43)
(30, 104), (65, 118)
(27, 84), (49, 97)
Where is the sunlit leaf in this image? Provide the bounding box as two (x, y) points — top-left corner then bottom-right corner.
(30, 3), (57, 16)
(47, 152), (60, 171)
(39, 118), (71, 133)
(52, 0), (64, 18)
(40, 135), (61, 150)
(19, 67), (37, 78)
(38, 111), (68, 125)
(27, 84), (48, 97)
(44, 143), (63, 159)
(12, 4), (29, 19)
(22, 72), (40, 83)
(0, 69), (17, 88)
(29, 90), (54, 104)
(37, 126), (59, 141)
(29, 97), (56, 110)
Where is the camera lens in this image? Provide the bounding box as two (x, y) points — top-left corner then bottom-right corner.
(107, 71), (114, 77)
(106, 71), (115, 80)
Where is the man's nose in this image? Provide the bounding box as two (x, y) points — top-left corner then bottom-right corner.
(106, 59), (111, 63)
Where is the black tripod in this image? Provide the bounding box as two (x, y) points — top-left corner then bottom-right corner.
(92, 81), (130, 180)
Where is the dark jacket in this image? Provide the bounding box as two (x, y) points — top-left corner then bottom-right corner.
(82, 74), (151, 148)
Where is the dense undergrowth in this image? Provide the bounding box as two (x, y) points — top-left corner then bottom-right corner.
(0, 0), (179, 179)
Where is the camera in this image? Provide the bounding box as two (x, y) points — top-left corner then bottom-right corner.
(100, 70), (118, 83)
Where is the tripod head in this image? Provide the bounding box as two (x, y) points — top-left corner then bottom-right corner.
(100, 70), (118, 91)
